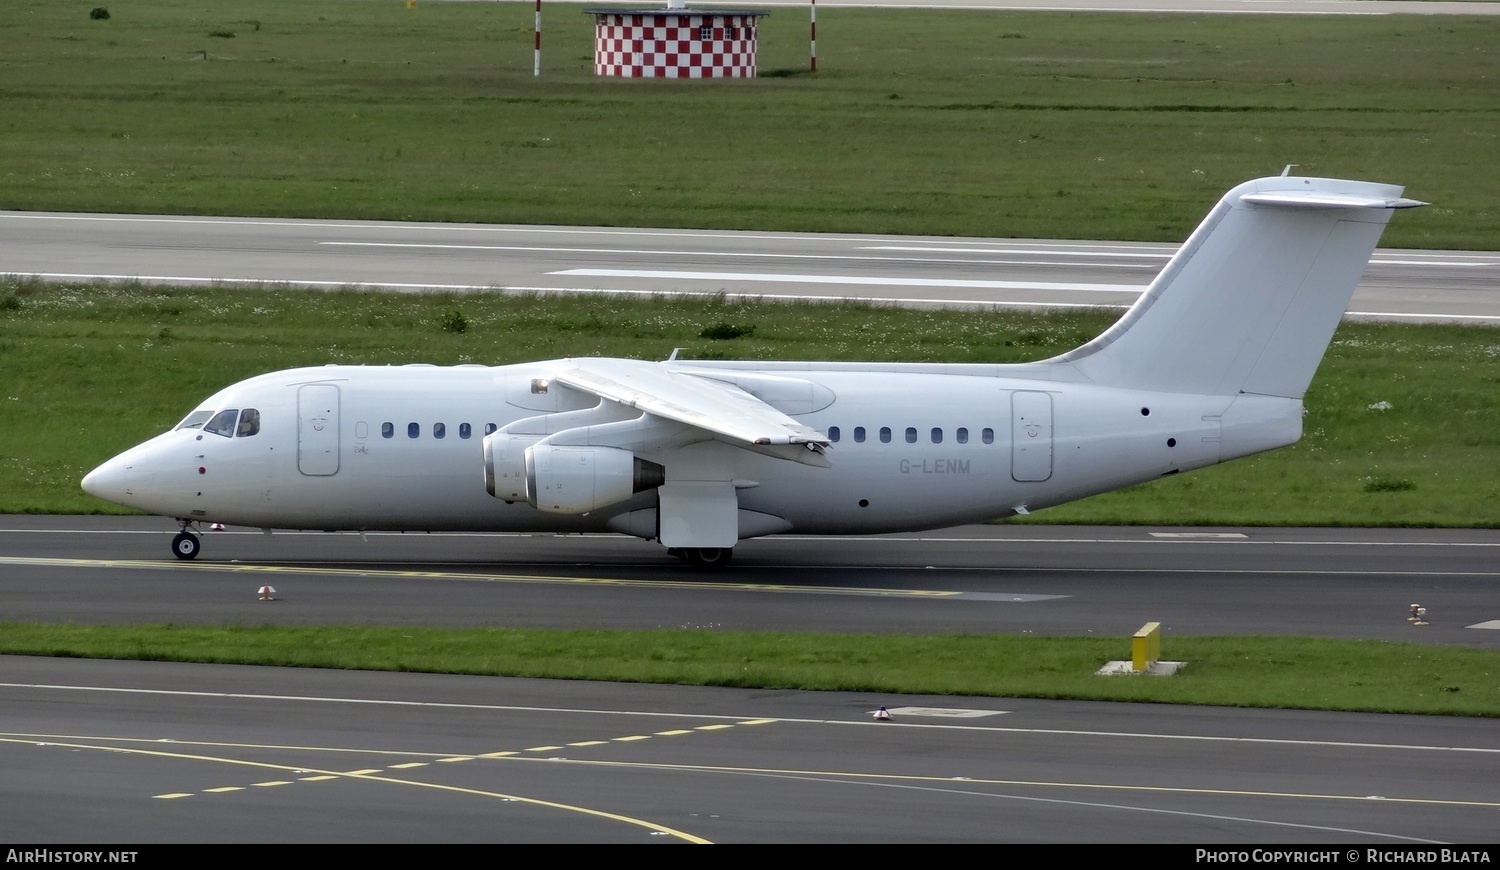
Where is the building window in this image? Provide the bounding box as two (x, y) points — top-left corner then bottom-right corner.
(699, 24), (712, 40)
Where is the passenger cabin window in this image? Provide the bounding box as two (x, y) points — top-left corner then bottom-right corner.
(382, 422), (394, 439)
(905, 427), (917, 444)
(931, 427), (942, 444)
(982, 428), (995, 444)
(175, 410), (213, 431)
(236, 408), (261, 437)
(854, 426), (866, 443)
(828, 426), (840, 443)
(203, 409), (239, 438)
(433, 422), (446, 440)
(459, 423), (472, 440)
(485, 423), (498, 435)
(880, 427), (892, 443)
(957, 427), (969, 444)
(407, 422), (419, 439)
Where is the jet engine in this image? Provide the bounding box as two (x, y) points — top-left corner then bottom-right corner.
(485, 435), (664, 514)
(483, 433), (531, 502)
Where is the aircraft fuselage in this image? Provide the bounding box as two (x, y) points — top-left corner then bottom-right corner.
(85, 360), (1295, 536)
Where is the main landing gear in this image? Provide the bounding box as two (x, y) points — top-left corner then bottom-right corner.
(670, 547), (734, 570)
(172, 520), (201, 560)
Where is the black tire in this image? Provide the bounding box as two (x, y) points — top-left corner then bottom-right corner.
(172, 532), (200, 560)
(684, 547), (732, 569)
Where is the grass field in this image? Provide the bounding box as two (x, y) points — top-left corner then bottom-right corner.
(1, 1), (1497, 245)
(2, 624), (1495, 716)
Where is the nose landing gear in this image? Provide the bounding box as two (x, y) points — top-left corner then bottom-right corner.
(171, 520), (201, 560)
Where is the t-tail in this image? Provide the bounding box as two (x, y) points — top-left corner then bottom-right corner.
(1044, 172), (1426, 400)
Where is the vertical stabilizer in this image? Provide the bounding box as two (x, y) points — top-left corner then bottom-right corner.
(1049, 176), (1425, 398)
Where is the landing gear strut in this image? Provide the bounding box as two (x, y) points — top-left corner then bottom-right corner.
(682, 547), (733, 570)
(172, 520), (201, 560)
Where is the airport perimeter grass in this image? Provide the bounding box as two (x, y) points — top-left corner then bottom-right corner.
(2, 624), (1497, 717)
(1, 1), (1498, 247)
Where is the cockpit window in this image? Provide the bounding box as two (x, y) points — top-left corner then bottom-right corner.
(203, 409), (239, 438)
(174, 410), (214, 431)
(236, 408), (261, 437)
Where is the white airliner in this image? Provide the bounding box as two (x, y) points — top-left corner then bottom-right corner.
(82, 172), (1424, 567)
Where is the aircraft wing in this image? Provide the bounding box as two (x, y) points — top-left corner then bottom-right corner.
(554, 359), (832, 467)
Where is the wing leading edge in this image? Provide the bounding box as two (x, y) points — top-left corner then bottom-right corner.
(554, 359), (833, 467)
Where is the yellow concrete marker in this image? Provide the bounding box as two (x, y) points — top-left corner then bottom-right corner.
(1132, 621), (1162, 672)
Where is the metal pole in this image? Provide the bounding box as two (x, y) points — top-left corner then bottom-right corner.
(534, 0), (542, 77)
(810, 0), (817, 73)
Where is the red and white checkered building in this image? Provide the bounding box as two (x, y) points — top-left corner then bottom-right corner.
(584, 7), (769, 79)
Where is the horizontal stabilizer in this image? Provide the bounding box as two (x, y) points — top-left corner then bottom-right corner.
(1239, 191), (1427, 210)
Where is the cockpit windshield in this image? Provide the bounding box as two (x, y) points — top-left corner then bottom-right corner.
(175, 408), (261, 437)
(203, 409), (239, 437)
(174, 410), (213, 431)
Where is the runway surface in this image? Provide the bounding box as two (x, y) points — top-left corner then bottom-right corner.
(4, 210), (1499, 325)
(5, 654), (1499, 846)
(3, 517), (1498, 844)
(5, 516), (1499, 645)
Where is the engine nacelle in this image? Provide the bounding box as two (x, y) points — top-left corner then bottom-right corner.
(525, 445), (664, 514)
(483, 433), (532, 501)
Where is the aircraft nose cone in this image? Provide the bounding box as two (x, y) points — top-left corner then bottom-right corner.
(82, 457), (143, 502)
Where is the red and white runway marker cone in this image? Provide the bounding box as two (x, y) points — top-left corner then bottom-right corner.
(258, 586), (276, 602)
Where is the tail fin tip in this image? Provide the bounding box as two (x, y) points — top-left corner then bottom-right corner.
(1052, 173), (1425, 399)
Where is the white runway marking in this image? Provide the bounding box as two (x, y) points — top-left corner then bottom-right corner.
(868, 245), (1170, 259)
(555, 268), (1144, 293)
(319, 240), (1160, 270)
(3, 683), (1498, 756)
